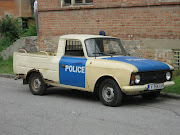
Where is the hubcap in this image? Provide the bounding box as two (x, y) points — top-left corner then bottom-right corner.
(102, 85), (114, 102)
(32, 77), (41, 91)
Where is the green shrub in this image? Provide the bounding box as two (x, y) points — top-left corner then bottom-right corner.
(0, 15), (26, 52)
(0, 15), (24, 43)
(0, 37), (13, 52)
(23, 22), (37, 37)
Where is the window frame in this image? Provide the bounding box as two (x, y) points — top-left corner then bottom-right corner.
(84, 38), (127, 58)
(65, 39), (85, 57)
(61, 0), (93, 7)
(174, 50), (180, 69)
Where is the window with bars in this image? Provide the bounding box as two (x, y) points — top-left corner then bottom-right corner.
(65, 40), (84, 57)
(174, 50), (180, 69)
(63, 0), (93, 6)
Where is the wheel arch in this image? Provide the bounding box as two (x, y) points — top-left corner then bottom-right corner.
(24, 69), (43, 84)
(93, 75), (120, 95)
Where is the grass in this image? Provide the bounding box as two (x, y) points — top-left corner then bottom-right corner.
(163, 75), (180, 94)
(0, 56), (13, 74)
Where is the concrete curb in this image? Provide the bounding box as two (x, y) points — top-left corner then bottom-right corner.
(0, 74), (15, 79)
(0, 74), (180, 99)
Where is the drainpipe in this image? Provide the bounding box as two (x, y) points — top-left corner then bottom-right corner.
(30, 0), (34, 17)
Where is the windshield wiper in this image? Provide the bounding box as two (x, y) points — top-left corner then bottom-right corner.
(93, 52), (113, 57)
(107, 51), (128, 56)
(107, 51), (116, 54)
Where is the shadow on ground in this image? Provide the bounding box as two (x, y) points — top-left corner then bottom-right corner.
(43, 87), (166, 106)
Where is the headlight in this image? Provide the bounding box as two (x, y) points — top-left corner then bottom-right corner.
(135, 74), (141, 84)
(166, 72), (171, 81)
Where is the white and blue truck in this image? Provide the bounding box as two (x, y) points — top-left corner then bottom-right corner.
(13, 34), (175, 106)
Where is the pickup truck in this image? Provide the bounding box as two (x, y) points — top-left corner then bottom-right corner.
(13, 34), (175, 107)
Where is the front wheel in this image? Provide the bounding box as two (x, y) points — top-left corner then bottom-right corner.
(99, 79), (123, 107)
(29, 73), (47, 95)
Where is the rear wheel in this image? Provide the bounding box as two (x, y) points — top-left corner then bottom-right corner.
(29, 73), (47, 95)
(141, 91), (160, 100)
(99, 79), (123, 107)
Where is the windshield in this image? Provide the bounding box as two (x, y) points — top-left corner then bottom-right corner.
(85, 38), (127, 57)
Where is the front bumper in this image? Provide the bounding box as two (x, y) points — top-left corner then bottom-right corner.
(121, 81), (175, 95)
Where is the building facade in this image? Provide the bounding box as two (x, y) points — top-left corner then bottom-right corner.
(0, 0), (33, 20)
(38, 0), (180, 67)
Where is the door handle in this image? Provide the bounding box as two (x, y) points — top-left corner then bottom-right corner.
(61, 64), (65, 68)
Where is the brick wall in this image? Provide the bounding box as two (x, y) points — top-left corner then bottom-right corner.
(37, 0), (180, 65)
(38, 5), (180, 42)
(38, 0), (180, 11)
(21, 0), (32, 17)
(0, 0), (18, 18)
(38, 0), (180, 41)
(0, 0), (32, 19)
(94, 0), (180, 7)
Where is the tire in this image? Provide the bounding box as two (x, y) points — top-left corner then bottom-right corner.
(99, 79), (123, 107)
(141, 91), (160, 100)
(29, 73), (47, 95)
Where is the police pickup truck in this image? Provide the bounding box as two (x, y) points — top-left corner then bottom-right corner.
(13, 34), (175, 106)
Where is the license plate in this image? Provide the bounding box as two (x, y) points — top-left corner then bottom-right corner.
(148, 83), (164, 90)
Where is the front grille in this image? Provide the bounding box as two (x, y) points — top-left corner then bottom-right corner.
(139, 71), (166, 85)
(134, 71), (170, 85)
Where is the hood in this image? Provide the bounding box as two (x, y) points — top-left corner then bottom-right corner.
(103, 56), (170, 72)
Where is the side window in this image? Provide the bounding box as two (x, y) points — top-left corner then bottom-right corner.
(62, 0), (93, 6)
(65, 40), (84, 57)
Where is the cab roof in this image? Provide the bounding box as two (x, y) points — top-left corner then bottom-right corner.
(60, 34), (117, 40)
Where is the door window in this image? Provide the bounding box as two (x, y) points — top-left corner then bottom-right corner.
(65, 40), (84, 57)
